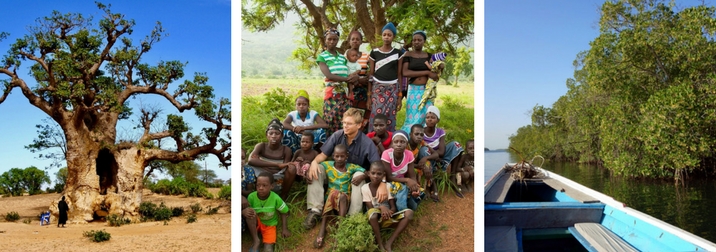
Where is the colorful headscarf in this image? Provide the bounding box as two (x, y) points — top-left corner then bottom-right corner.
(297, 89), (310, 103)
(382, 22), (397, 36)
(393, 130), (409, 141)
(266, 118), (284, 134)
(413, 30), (427, 40)
(324, 27), (340, 37)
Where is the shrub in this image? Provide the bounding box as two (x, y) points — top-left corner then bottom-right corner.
(139, 202), (157, 220)
(107, 214), (131, 227)
(218, 185), (231, 200)
(150, 177), (210, 198)
(154, 207), (172, 221)
(22, 218), (31, 224)
(187, 214), (197, 223)
(190, 203), (203, 214)
(329, 213), (379, 252)
(5, 211), (20, 222)
(83, 229), (111, 242)
(171, 207), (185, 217)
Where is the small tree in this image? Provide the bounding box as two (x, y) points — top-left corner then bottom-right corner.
(0, 167), (51, 196)
(54, 167), (68, 193)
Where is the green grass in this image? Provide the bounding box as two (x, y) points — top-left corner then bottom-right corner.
(241, 77), (474, 153)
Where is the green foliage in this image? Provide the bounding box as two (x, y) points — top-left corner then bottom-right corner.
(329, 213), (379, 252)
(107, 214), (131, 227)
(4, 211), (20, 222)
(171, 207), (185, 217)
(218, 185), (231, 200)
(24, 118), (66, 169)
(0, 166), (50, 196)
(139, 201), (173, 222)
(148, 177), (210, 198)
(153, 206), (172, 221)
(22, 218), (31, 224)
(139, 201), (158, 221)
(186, 214), (197, 223)
(190, 203), (203, 214)
(508, 0), (716, 181)
(53, 167), (68, 193)
(83, 229), (111, 242)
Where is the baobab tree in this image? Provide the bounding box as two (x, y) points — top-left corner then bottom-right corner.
(0, 3), (230, 222)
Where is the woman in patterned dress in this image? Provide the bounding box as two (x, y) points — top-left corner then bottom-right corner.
(368, 22), (403, 132)
(319, 28), (358, 135)
(399, 30), (440, 132)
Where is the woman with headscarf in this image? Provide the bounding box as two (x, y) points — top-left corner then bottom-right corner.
(318, 28), (358, 135)
(346, 31), (372, 133)
(368, 22), (404, 132)
(248, 119), (298, 199)
(399, 30), (440, 132)
(282, 90), (329, 153)
(57, 196), (69, 227)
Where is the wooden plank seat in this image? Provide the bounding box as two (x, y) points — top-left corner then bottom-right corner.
(569, 222), (638, 252)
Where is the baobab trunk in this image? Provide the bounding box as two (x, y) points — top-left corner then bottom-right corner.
(60, 130), (147, 222)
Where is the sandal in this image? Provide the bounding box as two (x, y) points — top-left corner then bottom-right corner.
(313, 236), (324, 248)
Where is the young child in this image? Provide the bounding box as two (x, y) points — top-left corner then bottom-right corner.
(362, 161), (413, 252)
(367, 114), (393, 154)
(346, 48), (362, 100)
(282, 90), (329, 153)
(454, 139), (474, 192)
(407, 124), (438, 191)
(314, 144), (367, 248)
(289, 131), (319, 178)
(423, 106), (463, 202)
(241, 148), (257, 232)
(243, 172), (291, 252)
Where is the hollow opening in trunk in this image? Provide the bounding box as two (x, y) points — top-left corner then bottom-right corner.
(96, 148), (119, 195)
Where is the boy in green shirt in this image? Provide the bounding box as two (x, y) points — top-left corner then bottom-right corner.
(243, 172), (291, 252)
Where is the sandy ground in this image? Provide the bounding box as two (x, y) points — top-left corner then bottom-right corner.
(0, 189), (230, 251)
(241, 188), (475, 252)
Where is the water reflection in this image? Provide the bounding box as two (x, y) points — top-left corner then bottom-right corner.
(485, 151), (716, 243)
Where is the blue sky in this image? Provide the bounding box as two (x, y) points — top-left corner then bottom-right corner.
(485, 0), (604, 149)
(0, 0), (231, 185)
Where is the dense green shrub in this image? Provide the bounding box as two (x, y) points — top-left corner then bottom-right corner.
(149, 177), (210, 198)
(83, 229), (111, 242)
(171, 207), (185, 217)
(139, 202), (157, 219)
(107, 214), (131, 227)
(190, 203), (203, 214)
(154, 207), (172, 221)
(4, 211), (20, 222)
(218, 185), (231, 200)
(329, 213), (379, 252)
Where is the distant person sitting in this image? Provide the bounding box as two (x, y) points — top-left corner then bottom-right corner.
(40, 211), (50, 226)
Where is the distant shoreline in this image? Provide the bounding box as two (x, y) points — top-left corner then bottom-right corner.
(485, 149), (508, 152)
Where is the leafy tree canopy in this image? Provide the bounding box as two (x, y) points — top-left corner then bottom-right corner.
(0, 166), (51, 196)
(242, 0), (474, 71)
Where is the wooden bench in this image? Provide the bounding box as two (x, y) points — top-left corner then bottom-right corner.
(569, 222), (638, 252)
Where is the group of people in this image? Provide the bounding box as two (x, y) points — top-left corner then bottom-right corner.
(241, 23), (474, 252)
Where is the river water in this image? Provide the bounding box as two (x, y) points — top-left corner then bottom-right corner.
(484, 150), (716, 243)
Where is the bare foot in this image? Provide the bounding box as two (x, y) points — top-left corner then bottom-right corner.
(385, 241), (393, 252)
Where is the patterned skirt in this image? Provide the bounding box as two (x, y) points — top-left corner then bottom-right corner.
(369, 83), (399, 132)
(281, 128), (327, 153)
(352, 86), (371, 133)
(323, 92), (352, 136)
(323, 188), (350, 215)
(400, 84), (433, 132)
